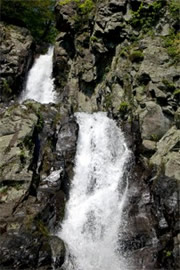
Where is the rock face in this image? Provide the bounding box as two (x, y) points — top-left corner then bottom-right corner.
(53, 0), (180, 269)
(0, 22), (34, 102)
(0, 101), (78, 269)
(0, 0), (179, 269)
(151, 126), (180, 181)
(0, 105), (38, 182)
(139, 101), (171, 140)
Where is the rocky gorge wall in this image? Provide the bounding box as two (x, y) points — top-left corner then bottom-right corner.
(53, 1), (180, 267)
(0, 0), (179, 269)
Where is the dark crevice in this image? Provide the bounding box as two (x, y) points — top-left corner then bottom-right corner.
(129, 0), (141, 12)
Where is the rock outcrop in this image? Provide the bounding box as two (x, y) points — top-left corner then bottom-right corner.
(0, 22), (34, 102)
(53, 0), (180, 269)
(0, 101), (78, 269)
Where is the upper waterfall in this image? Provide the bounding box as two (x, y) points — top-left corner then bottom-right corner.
(58, 112), (132, 270)
(19, 46), (55, 104)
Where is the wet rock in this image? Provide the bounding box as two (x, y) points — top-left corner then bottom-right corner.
(0, 101), (74, 269)
(173, 234), (180, 270)
(56, 117), (78, 197)
(0, 232), (47, 269)
(56, 118), (78, 153)
(50, 236), (65, 268)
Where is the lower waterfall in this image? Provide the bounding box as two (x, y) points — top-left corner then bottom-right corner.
(19, 46), (55, 104)
(58, 112), (132, 270)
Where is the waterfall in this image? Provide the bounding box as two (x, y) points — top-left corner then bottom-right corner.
(20, 46), (55, 104)
(58, 112), (132, 270)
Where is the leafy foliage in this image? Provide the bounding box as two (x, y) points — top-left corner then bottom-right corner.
(79, 0), (95, 15)
(119, 102), (129, 112)
(163, 31), (180, 63)
(130, 0), (166, 32)
(1, 0), (57, 43)
(59, 0), (95, 14)
(59, 0), (95, 30)
(169, 0), (180, 21)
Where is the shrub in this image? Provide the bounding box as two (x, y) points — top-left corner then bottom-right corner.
(1, 0), (57, 43)
(130, 0), (166, 32)
(163, 31), (180, 63)
(119, 101), (129, 112)
(79, 0), (95, 15)
(104, 93), (112, 109)
(2, 79), (12, 96)
(169, 0), (180, 21)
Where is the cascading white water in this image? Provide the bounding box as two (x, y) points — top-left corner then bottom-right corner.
(59, 112), (131, 270)
(20, 46), (55, 104)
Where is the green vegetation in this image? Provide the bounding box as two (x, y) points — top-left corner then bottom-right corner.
(119, 101), (129, 112)
(129, 50), (144, 63)
(53, 112), (61, 127)
(163, 250), (172, 257)
(130, 0), (166, 32)
(36, 111), (44, 132)
(24, 216), (49, 237)
(151, 134), (159, 142)
(35, 220), (49, 237)
(162, 79), (176, 92)
(2, 79), (12, 96)
(90, 35), (99, 43)
(59, 0), (95, 14)
(1, 0), (57, 43)
(20, 149), (26, 165)
(79, 0), (95, 15)
(168, 0), (180, 21)
(118, 101), (130, 120)
(173, 88), (180, 96)
(59, 0), (95, 30)
(23, 135), (34, 151)
(59, 0), (72, 5)
(119, 48), (129, 58)
(0, 185), (8, 195)
(24, 103), (44, 132)
(163, 31), (180, 63)
(104, 93), (112, 109)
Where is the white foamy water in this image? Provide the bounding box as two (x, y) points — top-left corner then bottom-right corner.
(20, 46), (55, 104)
(58, 112), (131, 270)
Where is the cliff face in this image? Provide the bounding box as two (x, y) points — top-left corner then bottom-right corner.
(0, 22), (34, 102)
(0, 0), (179, 269)
(0, 101), (78, 269)
(54, 0), (180, 268)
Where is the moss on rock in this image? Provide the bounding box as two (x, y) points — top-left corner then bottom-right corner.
(129, 50), (144, 63)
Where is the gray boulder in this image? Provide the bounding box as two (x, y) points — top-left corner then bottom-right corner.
(139, 101), (171, 140)
(151, 126), (180, 181)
